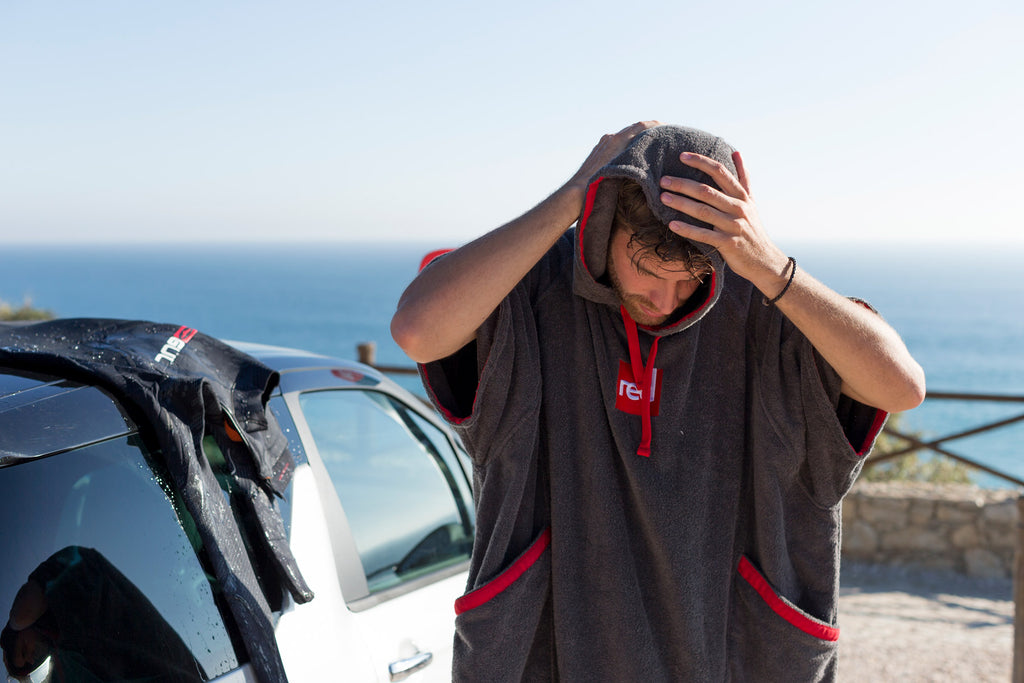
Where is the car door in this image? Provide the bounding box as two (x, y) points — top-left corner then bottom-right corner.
(283, 384), (474, 683)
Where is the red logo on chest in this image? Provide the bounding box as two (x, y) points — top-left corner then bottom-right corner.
(615, 359), (662, 416)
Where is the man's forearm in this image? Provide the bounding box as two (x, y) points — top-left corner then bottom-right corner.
(659, 150), (925, 414)
(391, 121), (660, 364)
(391, 183), (584, 364)
(769, 264), (926, 413)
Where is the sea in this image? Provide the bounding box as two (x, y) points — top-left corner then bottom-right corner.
(3, 241), (1023, 487)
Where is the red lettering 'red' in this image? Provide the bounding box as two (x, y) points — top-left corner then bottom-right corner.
(615, 359), (662, 416)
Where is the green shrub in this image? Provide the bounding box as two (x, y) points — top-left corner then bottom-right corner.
(0, 297), (54, 321)
(862, 413), (974, 484)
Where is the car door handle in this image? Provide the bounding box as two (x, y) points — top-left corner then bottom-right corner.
(389, 650), (433, 681)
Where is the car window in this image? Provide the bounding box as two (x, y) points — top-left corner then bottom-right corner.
(298, 390), (473, 593)
(0, 435), (243, 682)
(404, 408), (475, 527)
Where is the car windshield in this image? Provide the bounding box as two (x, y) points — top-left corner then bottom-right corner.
(0, 435), (243, 682)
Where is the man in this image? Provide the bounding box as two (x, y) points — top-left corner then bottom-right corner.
(391, 122), (925, 681)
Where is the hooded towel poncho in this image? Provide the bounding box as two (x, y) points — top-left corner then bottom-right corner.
(421, 125), (885, 682)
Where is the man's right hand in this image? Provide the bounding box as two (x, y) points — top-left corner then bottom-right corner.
(391, 121), (660, 364)
(565, 121), (661, 196)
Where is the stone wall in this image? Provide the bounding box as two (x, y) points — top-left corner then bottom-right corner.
(841, 482), (1022, 579)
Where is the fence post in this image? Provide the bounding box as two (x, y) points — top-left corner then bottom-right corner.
(1014, 495), (1024, 682)
(357, 342), (377, 366)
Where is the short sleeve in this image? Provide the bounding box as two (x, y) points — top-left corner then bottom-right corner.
(751, 302), (887, 508)
(418, 234), (573, 464)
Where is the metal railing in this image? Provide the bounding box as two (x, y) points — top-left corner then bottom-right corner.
(866, 390), (1024, 682)
(357, 342), (419, 376)
(867, 391), (1024, 487)
(858, 389), (1024, 680)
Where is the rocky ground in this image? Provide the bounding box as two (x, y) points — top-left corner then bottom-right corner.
(838, 562), (1015, 681)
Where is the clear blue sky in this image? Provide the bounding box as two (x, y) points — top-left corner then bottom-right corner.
(2, 0), (1021, 246)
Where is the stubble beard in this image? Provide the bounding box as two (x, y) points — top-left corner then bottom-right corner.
(607, 266), (671, 327)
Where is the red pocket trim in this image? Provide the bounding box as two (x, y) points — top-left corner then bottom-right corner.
(455, 527), (551, 615)
(738, 557), (840, 642)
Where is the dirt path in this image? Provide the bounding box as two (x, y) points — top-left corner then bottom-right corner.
(838, 563), (1014, 681)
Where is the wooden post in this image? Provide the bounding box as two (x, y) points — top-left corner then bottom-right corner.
(357, 342), (377, 367)
(1014, 495), (1024, 682)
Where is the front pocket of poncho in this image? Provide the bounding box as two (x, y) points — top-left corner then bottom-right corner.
(455, 526), (551, 615)
(453, 527), (553, 682)
(737, 556), (839, 641)
(728, 556), (839, 682)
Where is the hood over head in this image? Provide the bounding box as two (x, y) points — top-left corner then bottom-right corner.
(573, 124), (738, 336)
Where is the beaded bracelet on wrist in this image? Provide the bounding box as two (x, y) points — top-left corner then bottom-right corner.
(762, 256), (797, 306)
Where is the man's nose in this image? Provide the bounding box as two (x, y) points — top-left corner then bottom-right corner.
(649, 283), (679, 315)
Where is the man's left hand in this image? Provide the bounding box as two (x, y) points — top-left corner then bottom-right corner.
(659, 151), (790, 296)
(660, 150), (926, 413)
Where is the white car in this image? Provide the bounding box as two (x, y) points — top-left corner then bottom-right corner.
(0, 329), (472, 682)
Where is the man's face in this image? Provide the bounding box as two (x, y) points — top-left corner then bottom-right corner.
(606, 228), (705, 327)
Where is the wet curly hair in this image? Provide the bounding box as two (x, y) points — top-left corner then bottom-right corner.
(612, 180), (714, 281)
